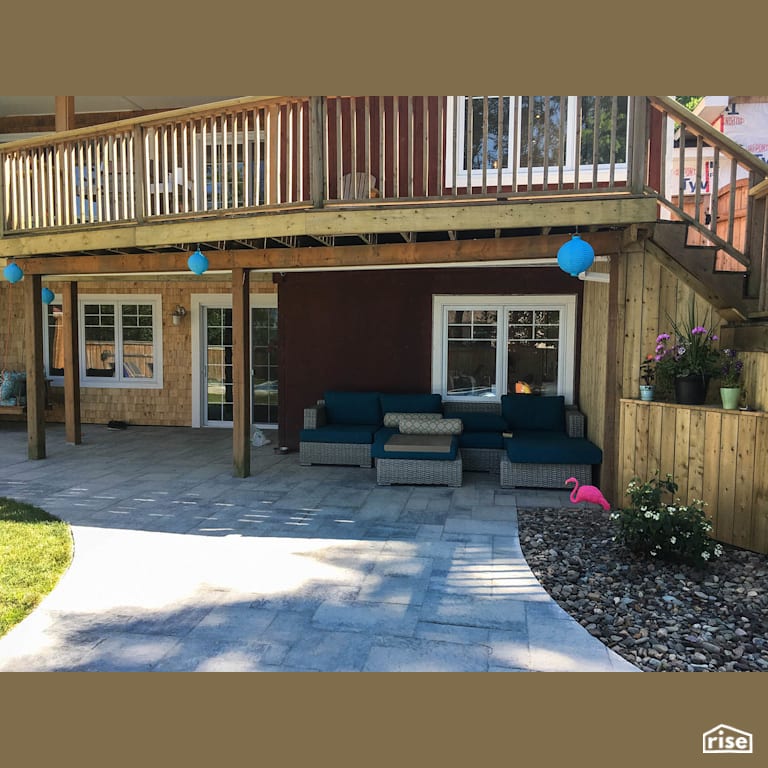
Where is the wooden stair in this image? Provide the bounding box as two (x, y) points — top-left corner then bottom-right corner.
(648, 220), (758, 323)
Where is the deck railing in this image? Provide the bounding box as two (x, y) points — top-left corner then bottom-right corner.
(3, 94), (768, 305)
(1, 95), (640, 235)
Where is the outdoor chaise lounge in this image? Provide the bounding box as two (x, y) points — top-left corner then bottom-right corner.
(497, 394), (603, 488)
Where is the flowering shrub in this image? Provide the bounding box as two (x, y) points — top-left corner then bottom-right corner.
(719, 347), (744, 387)
(610, 472), (723, 566)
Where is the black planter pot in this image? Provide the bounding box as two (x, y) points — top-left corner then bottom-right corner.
(674, 374), (710, 405)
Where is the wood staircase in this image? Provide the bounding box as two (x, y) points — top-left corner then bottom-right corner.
(648, 220), (757, 321)
(648, 220), (768, 350)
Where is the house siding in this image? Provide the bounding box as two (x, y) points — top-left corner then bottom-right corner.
(277, 265), (584, 449)
(0, 275), (277, 427)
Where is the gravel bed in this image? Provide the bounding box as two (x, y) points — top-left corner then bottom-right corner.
(517, 506), (768, 672)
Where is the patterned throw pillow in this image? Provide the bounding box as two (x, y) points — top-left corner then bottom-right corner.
(383, 412), (443, 428)
(399, 417), (463, 435)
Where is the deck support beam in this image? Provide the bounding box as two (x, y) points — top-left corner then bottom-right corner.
(63, 281), (82, 445)
(23, 274), (46, 459)
(232, 268), (251, 477)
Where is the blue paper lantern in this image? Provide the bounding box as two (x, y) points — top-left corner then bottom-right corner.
(42, 287), (55, 304)
(187, 248), (209, 275)
(3, 262), (23, 283)
(557, 234), (595, 277)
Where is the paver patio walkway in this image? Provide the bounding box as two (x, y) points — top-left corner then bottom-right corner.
(0, 423), (637, 672)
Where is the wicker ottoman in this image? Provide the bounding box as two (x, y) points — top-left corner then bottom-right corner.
(376, 453), (463, 486)
(375, 433), (463, 486)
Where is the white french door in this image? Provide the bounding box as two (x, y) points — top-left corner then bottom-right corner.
(191, 294), (278, 428)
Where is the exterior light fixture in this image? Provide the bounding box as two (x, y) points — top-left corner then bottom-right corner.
(171, 305), (187, 326)
(3, 262), (23, 283)
(557, 234), (595, 277)
(187, 246), (209, 275)
(42, 287), (55, 304)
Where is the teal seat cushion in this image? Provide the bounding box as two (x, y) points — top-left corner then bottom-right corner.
(504, 433), (602, 464)
(323, 391), (382, 426)
(371, 427), (459, 461)
(379, 393), (442, 415)
(451, 411), (508, 432)
(300, 424), (380, 445)
(501, 394), (566, 432)
(459, 431), (504, 449)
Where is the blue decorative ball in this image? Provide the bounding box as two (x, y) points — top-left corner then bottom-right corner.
(42, 287), (55, 304)
(187, 249), (209, 275)
(3, 262), (24, 283)
(557, 235), (595, 277)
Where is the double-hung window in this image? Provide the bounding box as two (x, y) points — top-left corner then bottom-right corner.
(45, 294), (163, 388)
(432, 295), (577, 404)
(446, 96), (629, 188)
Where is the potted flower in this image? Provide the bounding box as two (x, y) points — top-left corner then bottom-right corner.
(654, 302), (721, 405)
(718, 348), (744, 410)
(639, 355), (655, 401)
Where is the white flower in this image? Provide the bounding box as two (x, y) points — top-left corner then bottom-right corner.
(670, 536), (677, 544)
(701, 551), (711, 560)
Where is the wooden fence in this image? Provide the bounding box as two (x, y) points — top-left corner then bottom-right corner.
(618, 398), (768, 555)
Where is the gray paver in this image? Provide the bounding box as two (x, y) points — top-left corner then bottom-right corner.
(0, 423), (639, 672)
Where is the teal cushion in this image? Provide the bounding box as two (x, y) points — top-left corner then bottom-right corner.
(501, 394), (566, 432)
(323, 391), (382, 426)
(379, 393), (442, 415)
(451, 411), (508, 432)
(300, 424), (379, 444)
(459, 431), (504, 449)
(504, 434), (602, 464)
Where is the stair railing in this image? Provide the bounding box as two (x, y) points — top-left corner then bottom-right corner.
(646, 96), (768, 306)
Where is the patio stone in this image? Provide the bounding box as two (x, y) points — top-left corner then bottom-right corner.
(0, 424), (637, 672)
(363, 636), (490, 672)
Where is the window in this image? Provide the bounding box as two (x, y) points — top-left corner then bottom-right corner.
(446, 96), (629, 187)
(432, 295), (576, 403)
(44, 295), (163, 388)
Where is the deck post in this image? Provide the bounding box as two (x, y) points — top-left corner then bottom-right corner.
(309, 96), (326, 208)
(232, 268), (251, 477)
(23, 273), (46, 459)
(63, 281), (82, 444)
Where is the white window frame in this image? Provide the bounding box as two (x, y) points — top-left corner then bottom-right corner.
(432, 294), (577, 405)
(444, 96), (629, 188)
(43, 294), (163, 389)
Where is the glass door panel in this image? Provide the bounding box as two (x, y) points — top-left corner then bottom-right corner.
(204, 307), (233, 425)
(252, 307), (278, 426)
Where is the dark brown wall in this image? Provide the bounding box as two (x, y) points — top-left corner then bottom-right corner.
(277, 266), (583, 448)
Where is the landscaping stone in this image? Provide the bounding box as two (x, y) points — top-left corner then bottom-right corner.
(517, 506), (768, 672)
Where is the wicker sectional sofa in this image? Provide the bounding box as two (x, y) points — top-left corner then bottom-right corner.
(299, 390), (602, 488)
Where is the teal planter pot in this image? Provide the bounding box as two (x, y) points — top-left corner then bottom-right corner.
(639, 385), (654, 402)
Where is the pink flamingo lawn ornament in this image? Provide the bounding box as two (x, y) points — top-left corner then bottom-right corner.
(565, 477), (611, 511)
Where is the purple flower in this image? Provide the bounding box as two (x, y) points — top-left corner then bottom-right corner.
(711, 335), (719, 341)
(656, 333), (670, 342)
(691, 326), (707, 335)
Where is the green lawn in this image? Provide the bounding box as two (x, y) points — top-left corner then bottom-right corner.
(0, 497), (73, 637)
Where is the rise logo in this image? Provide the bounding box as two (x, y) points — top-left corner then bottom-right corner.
(702, 724), (753, 754)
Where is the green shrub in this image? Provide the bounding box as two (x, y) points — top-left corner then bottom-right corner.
(610, 472), (723, 566)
